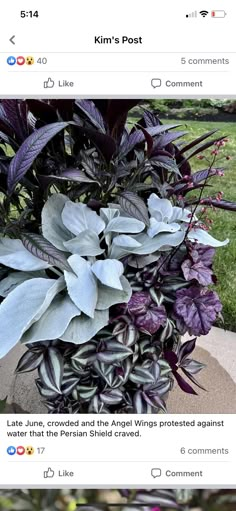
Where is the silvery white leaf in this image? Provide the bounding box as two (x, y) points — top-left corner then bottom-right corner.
(170, 206), (193, 223)
(0, 270), (46, 297)
(0, 238), (51, 271)
(0, 278), (63, 358)
(128, 253), (160, 268)
(65, 255), (97, 318)
(41, 193), (72, 250)
(21, 295), (80, 344)
(105, 216), (145, 234)
(61, 201), (105, 236)
(61, 309), (109, 344)
(147, 194), (173, 221)
(92, 259), (124, 290)
(100, 207), (120, 224)
(96, 275), (132, 310)
(131, 230), (186, 255)
(109, 234), (142, 259)
(63, 230), (104, 256)
(147, 218), (180, 238)
(188, 228), (229, 247)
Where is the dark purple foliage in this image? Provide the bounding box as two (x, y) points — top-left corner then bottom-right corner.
(126, 291), (152, 315)
(174, 286), (222, 336)
(181, 259), (213, 285)
(135, 305), (167, 335)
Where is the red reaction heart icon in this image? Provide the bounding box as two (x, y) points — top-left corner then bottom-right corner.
(17, 446), (25, 455)
(17, 56), (25, 66)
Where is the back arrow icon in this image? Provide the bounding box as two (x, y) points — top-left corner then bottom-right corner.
(10, 35), (15, 45)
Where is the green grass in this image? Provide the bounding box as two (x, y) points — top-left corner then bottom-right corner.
(163, 119), (236, 332)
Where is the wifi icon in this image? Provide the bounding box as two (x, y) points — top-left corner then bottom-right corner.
(199, 10), (209, 17)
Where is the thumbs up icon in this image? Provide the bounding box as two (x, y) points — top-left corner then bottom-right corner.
(43, 77), (55, 89)
(43, 467), (55, 478)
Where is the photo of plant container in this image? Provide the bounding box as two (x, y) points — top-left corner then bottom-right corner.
(0, 99), (235, 413)
(0, 488), (235, 511)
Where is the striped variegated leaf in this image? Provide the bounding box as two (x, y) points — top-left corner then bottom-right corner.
(16, 348), (44, 373)
(97, 340), (133, 364)
(129, 366), (156, 385)
(100, 389), (123, 405)
(38, 347), (64, 394)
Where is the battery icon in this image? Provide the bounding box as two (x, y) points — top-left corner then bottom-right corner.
(211, 10), (227, 17)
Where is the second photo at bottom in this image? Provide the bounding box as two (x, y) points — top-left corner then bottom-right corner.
(0, 489), (235, 511)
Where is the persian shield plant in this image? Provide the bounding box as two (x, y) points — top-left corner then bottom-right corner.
(0, 99), (235, 413)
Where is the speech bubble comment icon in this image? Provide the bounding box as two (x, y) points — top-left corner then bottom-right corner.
(151, 467), (162, 478)
(151, 78), (162, 88)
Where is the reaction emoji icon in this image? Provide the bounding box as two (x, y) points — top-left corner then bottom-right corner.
(17, 56), (25, 66)
(17, 446), (25, 455)
(26, 446), (34, 455)
(26, 56), (34, 65)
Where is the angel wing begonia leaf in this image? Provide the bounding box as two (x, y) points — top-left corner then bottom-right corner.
(63, 230), (104, 256)
(0, 238), (51, 271)
(65, 255), (97, 318)
(0, 278), (64, 358)
(42, 193), (72, 250)
(61, 201), (105, 236)
(92, 259), (124, 290)
(0, 270), (46, 297)
(60, 309), (109, 344)
(188, 228), (229, 247)
(96, 276), (132, 310)
(21, 295), (80, 344)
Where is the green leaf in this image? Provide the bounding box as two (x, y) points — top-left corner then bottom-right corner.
(0, 397), (7, 413)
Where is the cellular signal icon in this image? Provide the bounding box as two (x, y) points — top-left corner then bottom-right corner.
(186, 11), (197, 18)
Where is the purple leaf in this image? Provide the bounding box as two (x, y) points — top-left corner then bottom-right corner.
(173, 370), (198, 395)
(190, 244), (215, 267)
(181, 259), (213, 285)
(178, 338), (197, 362)
(192, 168), (222, 184)
(7, 122), (68, 194)
(135, 305), (167, 335)
(2, 100), (28, 142)
(38, 169), (98, 187)
(127, 291), (152, 316)
(174, 286), (222, 336)
(21, 232), (71, 272)
(200, 198), (236, 211)
(164, 350), (178, 370)
(181, 367), (206, 391)
(119, 191), (150, 225)
(76, 99), (106, 132)
(176, 129), (218, 156)
(119, 124), (182, 158)
(152, 131), (187, 151)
